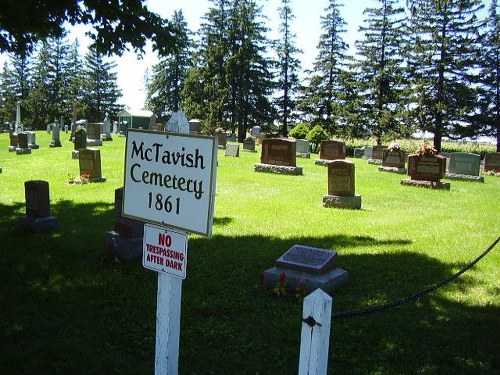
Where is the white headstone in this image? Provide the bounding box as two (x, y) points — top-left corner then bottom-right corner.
(166, 112), (190, 134)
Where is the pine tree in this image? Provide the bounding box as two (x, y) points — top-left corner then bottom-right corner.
(297, 0), (350, 136)
(478, 0), (500, 151)
(405, 0), (484, 151)
(145, 10), (193, 120)
(81, 46), (122, 122)
(0, 53), (31, 126)
(353, 0), (408, 144)
(273, 0), (302, 137)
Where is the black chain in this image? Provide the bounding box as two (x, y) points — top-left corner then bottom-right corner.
(332, 236), (499, 320)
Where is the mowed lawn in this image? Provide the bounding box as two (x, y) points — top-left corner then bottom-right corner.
(0, 131), (499, 374)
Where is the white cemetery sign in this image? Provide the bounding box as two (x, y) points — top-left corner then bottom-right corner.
(123, 129), (218, 237)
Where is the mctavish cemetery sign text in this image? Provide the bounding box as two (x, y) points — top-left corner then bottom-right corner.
(123, 129), (218, 237)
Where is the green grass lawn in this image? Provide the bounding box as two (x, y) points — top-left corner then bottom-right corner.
(0, 131), (499, 374)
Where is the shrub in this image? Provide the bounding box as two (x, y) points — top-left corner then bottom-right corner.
(288, 123), (310, 139)
(306, 125), (329, 153)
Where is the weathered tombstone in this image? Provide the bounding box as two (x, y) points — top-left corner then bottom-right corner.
(225, 144), (240, 157)
(250, 125), (262, 137)
(17, 180), (58, 233)
(353, 147), (364, 158)
(105, 187), (145, 262)
(216, 131), (227, 149)
(50, 123), (62, 147)
(16, 132), (31, 154)
(363, 146), (373, 159)
(319, 140), (346, 160)
(255, 138), (302, 175)
(112, 121), (118, 134)
(368, 145), (387, 165)
(79, 148), (106, 182)
(445, 152), (483, 182)
(15, 100), (24, 133)
(101, 113), (113, 141)
(484, 152), (500, 173)
(402, 153), (450, 189)
(26, 131), (39, 149)
(86, 123), (103, 146)
(8, 130), (18, 152)
(262, 245), (348, 295)
(150, 123), (165, 132)
(323, 160), (361, 209)
(296, 139), (311, 158)
(72, 126), (87, 159)
(379, 144), (406, 174)
(188, 119), (202, 133)
(242, 136), (257, 152)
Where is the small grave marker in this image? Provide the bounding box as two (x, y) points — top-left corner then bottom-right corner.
(323, 160), (361, 209)
(225, 144), (240, 157)
(79, 148), (106, 182)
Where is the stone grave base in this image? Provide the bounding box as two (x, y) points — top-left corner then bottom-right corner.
(16, 148), (31, 155)
(101, 135), (113, 141)
(8, 146), (17, 152)
(367, 158), (382, 165)
(378, 166), (407, 174)
(90, 176), (107, 183)
(218, 145), (226, 149)
(323, 195), (361, 209)
(263, 267), (348, 295)
(296, 152), (311, 159)
(72, 150), (80, 159)
(17, 216), (58, 234)
(28, 144), (39, 149)
(254, 163), (303, 175)
(105, 231), (143, 262)
(445, 172), (484, 182)
(400, 179), (450, 190)
(49, 141), (62, 147)
(87, 139), (103, 147)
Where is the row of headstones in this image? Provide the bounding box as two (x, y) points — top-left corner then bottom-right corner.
(8, 130), (40, 154)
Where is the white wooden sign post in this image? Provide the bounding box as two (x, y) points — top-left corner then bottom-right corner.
(122, 114), (217, 375)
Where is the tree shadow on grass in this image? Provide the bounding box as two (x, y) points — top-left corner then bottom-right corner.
(0, 199), (497, 374)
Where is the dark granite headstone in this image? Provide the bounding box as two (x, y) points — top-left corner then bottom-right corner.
(86, 123), (102, 146)
(225, 144), (240, 157)
(260, 138), (296, 167)
(113, 187), (144, 238)
(74, 127), (87, 150)
(327, 160), (355, 196)
(189, 119), (202, 133)
(407, 154), (446, 181)
(9, 131), (18, 151)
(16, 132), (31, 154)
(25, 180), (50, 218)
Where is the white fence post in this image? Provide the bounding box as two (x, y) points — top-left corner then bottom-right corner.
(298, 288), (332, 375)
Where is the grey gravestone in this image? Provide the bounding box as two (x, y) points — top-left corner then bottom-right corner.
(106, 187), (144, 262)
(368, 145), (387, 165)
(296, 139), (311, 158)
(17, 180), (58, 233)
(86, 123), (103, 146)
(353, 148), (364, 158)
(242, 136), (256, 152)
(446, 152), (483, 182)
(73, 126), (87, 158)
(363, 146), (373, 159)
(402, 154), (449, 189)
(26, 131), (39, 149)
(225, 144), (240, 157)
(323, 160), (361, 209)
(263, 245), (348, 295)
(102, 113), (112, 141)
(50, 124), (62, 147)
(484, 152), (500, 173)
(379, 148), (406, 174)
(79, 148), (106, 182)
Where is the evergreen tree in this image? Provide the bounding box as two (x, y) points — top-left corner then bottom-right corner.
(145, 10), (192, 120)
(0, 55), (32, 125)
(478, 0), (500, 151)
(405, 0), (484, 151)
(273, 0), (302, 137)
(65, 39), (86, 124)
(81, 46), (123, 122)
(353, 0), (408, 144)
(183, 0), (231, 134)
(297, 0), (350, 136)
